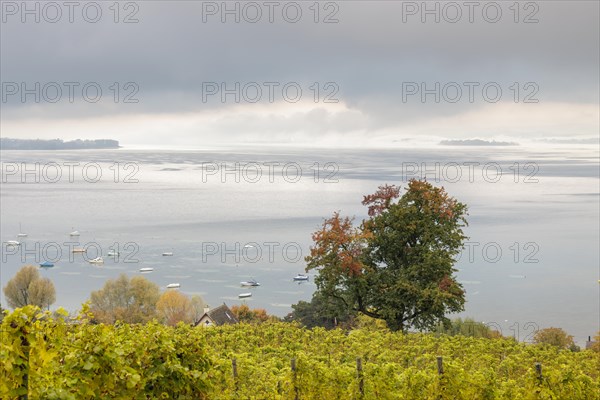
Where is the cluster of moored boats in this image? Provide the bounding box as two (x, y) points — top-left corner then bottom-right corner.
(156, 274), (309, 298)
(4, 225), (311, 299)
(236, 274), (309, 298)
(4, 227), (176, 268)
(161, 274), (310, 299)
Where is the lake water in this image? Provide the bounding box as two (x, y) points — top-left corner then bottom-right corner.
(1, 145), (598, 345)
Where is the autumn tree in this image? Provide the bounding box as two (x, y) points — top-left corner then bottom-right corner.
(590, 331), (600, 352)
(230, 304), (272, 324)
(533, 327), (575, 349)
(89, 274), (160, 324)
(156, 290), (193, 326)
(3, 265), (56, 310)
(306, 180), (468, 332)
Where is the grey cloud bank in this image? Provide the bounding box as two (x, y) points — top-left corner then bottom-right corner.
(1, 1), (598, 147)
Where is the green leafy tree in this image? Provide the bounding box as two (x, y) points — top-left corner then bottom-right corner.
(89, 274), (160, 324)
(288, 292), (357, 329)
(434, 318), (503, 339)
(3, 265), (56, 310)
(306, 180), (468, 332)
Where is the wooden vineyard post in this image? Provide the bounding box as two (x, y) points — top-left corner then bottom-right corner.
(291, 358), (298, 400)
(232, 358), (238, 394)
(357, 357), (364, 398)
(436, 356), (444, 400)
(437, 356), (444, 375)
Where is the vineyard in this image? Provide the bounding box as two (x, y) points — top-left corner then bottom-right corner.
(1, 306), (599, 399)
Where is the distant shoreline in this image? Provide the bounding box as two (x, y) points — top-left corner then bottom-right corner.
(440, 139), (519, 147)
(1, 138), (120, 150)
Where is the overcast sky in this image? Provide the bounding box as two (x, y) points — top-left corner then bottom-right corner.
(1, 1), (598, 147)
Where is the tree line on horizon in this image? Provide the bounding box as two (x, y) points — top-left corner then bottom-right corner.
(1, 138), (119, 150)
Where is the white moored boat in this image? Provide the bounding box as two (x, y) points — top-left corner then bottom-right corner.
(240, 279), (260, 287)
(5, 240), (21, 246)
(162, 252), (173, 256)
(166, 283), (180, 289)
(89, 257), (104, 264)
(238, 292), (252, 298)
(140, 267), (154, 273)
(72, 248), (86, 253)
(70, 230), (80, 236)
(293, 274), (309, 281)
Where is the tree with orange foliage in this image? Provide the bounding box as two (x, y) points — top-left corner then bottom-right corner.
(156, 290), (193, 326)
(306, 180), (468, 332)
(230, 304), (272, 324)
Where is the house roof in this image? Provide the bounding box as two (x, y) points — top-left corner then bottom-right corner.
(197, 304), (238, 326)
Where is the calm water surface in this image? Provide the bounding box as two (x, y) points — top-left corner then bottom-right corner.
(1, 145), (598, 345)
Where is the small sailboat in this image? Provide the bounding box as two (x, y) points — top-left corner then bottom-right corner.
(17, 223), (27, 238)
(88, 257), (104, 264)
(166, 283), (180, 289)
(70, 229), (80, 236)
(40, 261), (54, 268)
(5, 240), (21, 246)
(293, 274), (309, 281)
(162, 252), (173, 256)
(238, 292), (252, 298)
(240, 279), (260, 287)
(140, 267), (154, 273)
(243, 244), (254, 249)
(107, 250), (120, 257)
